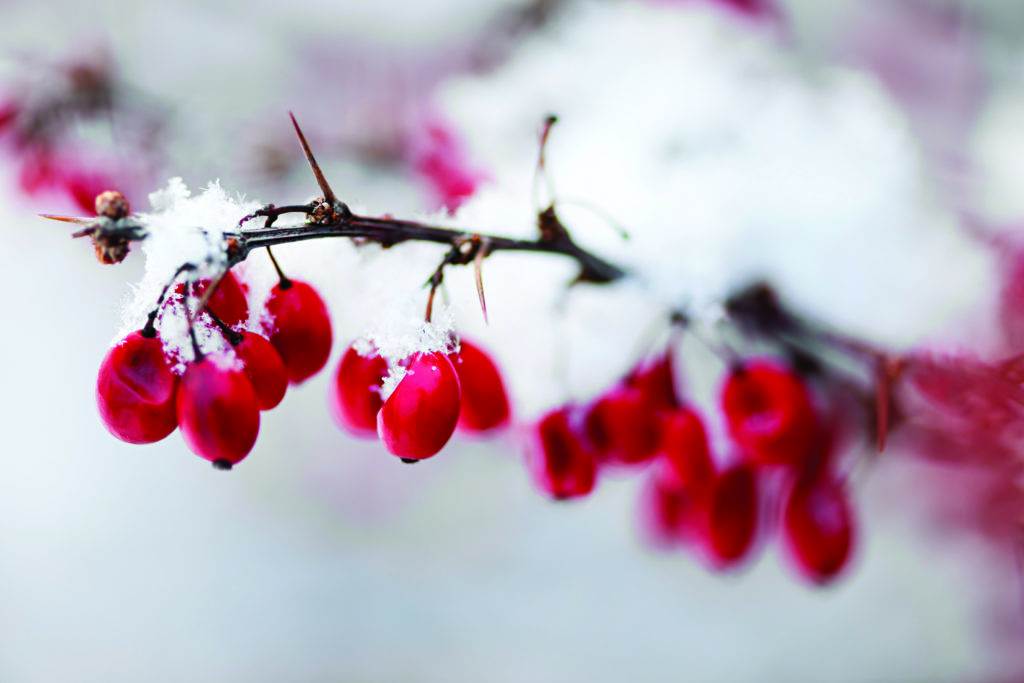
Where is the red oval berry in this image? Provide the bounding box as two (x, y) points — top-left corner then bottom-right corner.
(702, 462), (759, 568)
(0, 99), (19, 135)
(172, 271), (249, 328)
(330, 343), (388, 437)
(264, 279), (333, 385)
(626, 349), (680, 410)
(585, 386), (662, 465)
(639, 460), (704, 549)
(528, 406), (598, 500)
(721, 361), (817, 466)
(451, 338), (511, 433)
(783, 474), (854, 584)
(234, 331), (287, 411)
(659, 407), (715, 497)
(96, 330), (178, 444)
(377, 352), (461, 460)
(176, 357), (260, 468)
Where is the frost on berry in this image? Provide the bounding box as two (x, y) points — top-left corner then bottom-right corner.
(377, 351), (462, 460)
(118, 179), (260, 367)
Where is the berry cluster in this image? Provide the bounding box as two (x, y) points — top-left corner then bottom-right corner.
(96, 266), (321, 468)
(331, 337), (511, 460)
(97, 225), (513, 468)
(67, 116), (875, 589)
(529, 348), (855, 584)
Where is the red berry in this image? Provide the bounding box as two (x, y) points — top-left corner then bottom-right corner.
(626, 349), (680, 410)
(659, 407), (715, 497)
(721, 361), (817, 466)
(173, 271), (249, 328)
(0, 99), (19, 134)
(639, 460), (705, 549)
(61, 167), (114, 216)
(330, 343), (388, 437)
(96, 330), (178, 444)
(702, 462), (759, 567)
(585, 386), (662, 465)
(233, 331), (287, 411)
(264, 279), (333, 385)
(176, 356), (260, 468)
(377, 352), (461, 460)
(451, 338), (511, 433)
(783, 474), (854, 584)
(528, 406), (598, 499)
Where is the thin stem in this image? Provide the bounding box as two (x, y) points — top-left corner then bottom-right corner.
(184, 282), (204, 361)
(206, 307), (243, 346)
(265, 246), (292, 289)
(143, 263), (196, 337)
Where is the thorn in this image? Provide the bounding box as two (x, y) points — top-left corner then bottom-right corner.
(40, 213), (93, 226)
(288, 111), (337, 205)
(532, 114), (559, 213)
(875, 356), (901, 453)
(474, 239), (490, 325)
(71, 226), (97, 239)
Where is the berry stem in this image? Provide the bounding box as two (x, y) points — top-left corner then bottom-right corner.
(184, 281), (205, 362)
(265, 246), (292, 290)
(142, 262), (197, 337)
(206, 307), (243, 346)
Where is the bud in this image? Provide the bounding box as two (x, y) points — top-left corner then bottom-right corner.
(95, 190), (130, 220)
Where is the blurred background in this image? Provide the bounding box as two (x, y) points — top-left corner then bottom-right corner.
(2, 0), (1024, 680)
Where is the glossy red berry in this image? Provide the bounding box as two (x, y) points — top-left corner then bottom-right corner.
(233, 331), (287, 411)
(585, 386), (662, 465)
(172, 271), (249, 328)
(626, 349), (680, 410)
(451, 339), (511, 433)
(528, 406), (598, 500)
(377, 352), (461, 460)
(330, 343), (388, 437)
(659, 407), (715, 498)
(702, 462), (759, 568)
(176, 356), (260, 468)
(264, 279), (333, 385)
(721, 361), (817, 466)
(783, 474), (855, 584)
(96, 330), (178, 444)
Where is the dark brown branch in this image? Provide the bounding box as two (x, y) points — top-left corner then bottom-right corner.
(228, 207), (627, 285)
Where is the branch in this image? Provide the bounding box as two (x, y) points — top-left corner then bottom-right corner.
(229, 205), (626, 285)
(49, 115), (628, 286)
